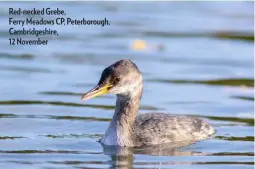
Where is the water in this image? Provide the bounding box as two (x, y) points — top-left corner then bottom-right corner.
(0, 2), (254, 169)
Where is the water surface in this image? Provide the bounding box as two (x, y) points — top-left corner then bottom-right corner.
(0, 2), (254, 169)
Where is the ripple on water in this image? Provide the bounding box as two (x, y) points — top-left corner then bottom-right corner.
(0, 100), (160, 110)
(141, 31), (254, 42)
(148, 78), (254, 87)
(0, 53), (35, 60)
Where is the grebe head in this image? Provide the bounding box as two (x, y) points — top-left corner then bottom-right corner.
(81, 59), (142, 101)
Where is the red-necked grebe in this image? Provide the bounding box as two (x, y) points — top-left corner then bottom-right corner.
(81, 59), (215, 147)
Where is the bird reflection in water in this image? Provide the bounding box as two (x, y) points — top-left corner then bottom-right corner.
(101, 140), (204, 169)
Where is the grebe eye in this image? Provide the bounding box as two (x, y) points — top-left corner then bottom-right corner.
(113, 77), (120, 84)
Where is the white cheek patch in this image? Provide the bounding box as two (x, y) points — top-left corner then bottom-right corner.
(128, 77), (142, 91)
(109, 74), (142, 96)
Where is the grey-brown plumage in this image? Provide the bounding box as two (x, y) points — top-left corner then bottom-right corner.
(134, 113), (214, 146)
(82, 59), (215, 147)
